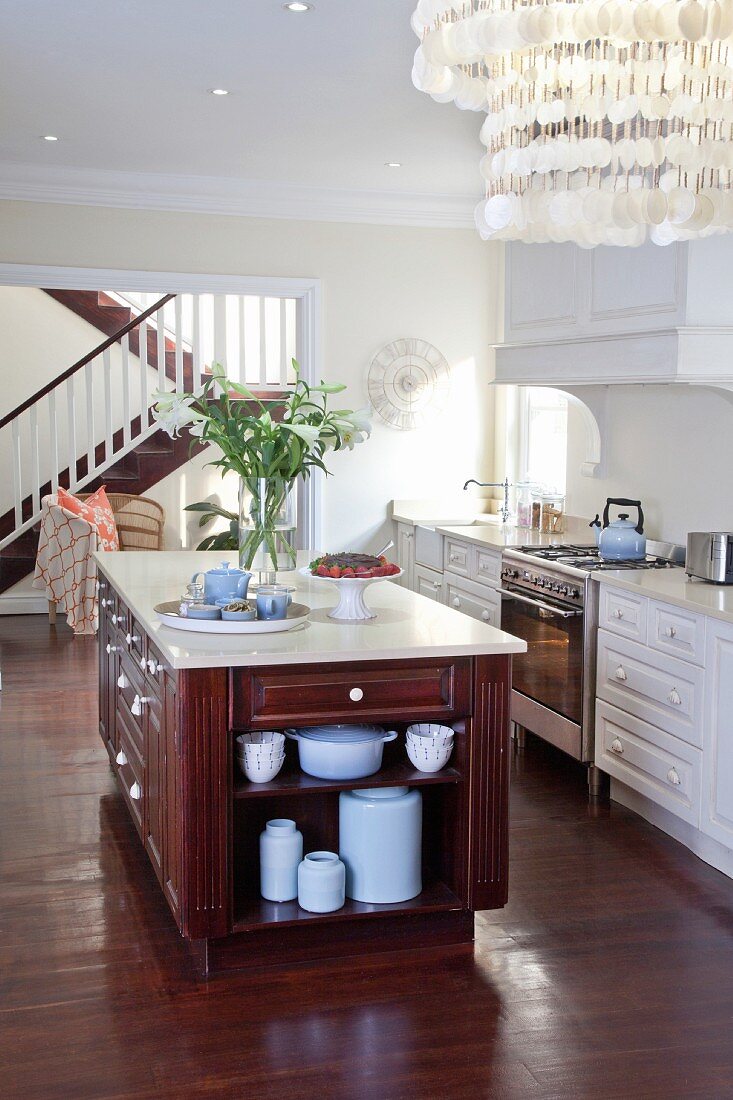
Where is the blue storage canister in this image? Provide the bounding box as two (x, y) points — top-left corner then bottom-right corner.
(297, 851), (346, 913)
(259, 819), (303, 902)
(339, 786), (422, 904)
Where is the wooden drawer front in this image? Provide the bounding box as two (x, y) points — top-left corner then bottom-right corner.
(596, 630), (703, 747)
(649, 601), (705, 666)
(444, 538), (471, 578)
(115, 721), (145, 836)
(232, 659), (472, 728)
(110, 596), (130, 637)
(413, 563), (444, 604)
(596, 701), (701, 826)
(122, 613), (146, 671)
(144, 637), (170, 697)
(474, 548), (501, 588)
(446, 578), (501, 629)
(599, 585), (647, 642)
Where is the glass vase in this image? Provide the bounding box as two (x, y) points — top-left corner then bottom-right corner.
(238, 476), (297, 580)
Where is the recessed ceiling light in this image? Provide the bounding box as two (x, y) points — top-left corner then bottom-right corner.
(385, 162), (402, 168)
(209, 88), (229, 96)
(283, 2), (313, 11)
(42, 134), (59, 142)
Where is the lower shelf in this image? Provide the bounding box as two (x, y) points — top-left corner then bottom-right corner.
(233, 878), (462, 933)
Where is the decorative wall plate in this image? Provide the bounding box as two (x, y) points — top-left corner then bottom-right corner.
(367, 338), (451, 430)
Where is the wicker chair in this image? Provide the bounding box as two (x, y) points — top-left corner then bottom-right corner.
(46, 493), (165, 624)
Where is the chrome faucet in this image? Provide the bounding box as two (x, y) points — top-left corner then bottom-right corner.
(463, 476), (513, 524)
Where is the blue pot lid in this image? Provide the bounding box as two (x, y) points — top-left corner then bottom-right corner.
(205, 561), (247, 576)
(297, 724), (386, 744)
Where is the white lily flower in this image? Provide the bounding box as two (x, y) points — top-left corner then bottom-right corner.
(152, 392), (204, 438)
(343, 408), (373, 435)
(282, 423), (321, 448)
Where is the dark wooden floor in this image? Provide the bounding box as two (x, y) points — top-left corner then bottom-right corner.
(2, 619), (733, 1099)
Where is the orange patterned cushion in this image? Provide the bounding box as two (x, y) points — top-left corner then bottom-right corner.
(57, 486), (120, 551)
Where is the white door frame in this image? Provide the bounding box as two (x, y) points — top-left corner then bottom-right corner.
(0, 262), (324, 551)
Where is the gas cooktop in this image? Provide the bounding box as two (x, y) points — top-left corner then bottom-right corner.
(510, 544), (683, 572)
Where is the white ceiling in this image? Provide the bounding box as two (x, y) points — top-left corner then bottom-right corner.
(0, 0), (483, 224)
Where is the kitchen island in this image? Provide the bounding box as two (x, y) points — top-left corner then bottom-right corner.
(95, 550), (525, 975)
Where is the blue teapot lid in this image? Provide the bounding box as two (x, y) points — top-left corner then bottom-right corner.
(204, 560), (248, 576)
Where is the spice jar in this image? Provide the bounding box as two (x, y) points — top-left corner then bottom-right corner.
(516, 483), (534, 530)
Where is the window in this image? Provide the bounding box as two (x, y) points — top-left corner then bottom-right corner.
(519, 387), (568, 494)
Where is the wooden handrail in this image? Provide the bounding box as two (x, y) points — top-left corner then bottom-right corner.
(0, 292), (176, 431)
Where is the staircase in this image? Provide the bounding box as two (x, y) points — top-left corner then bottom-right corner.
(0, 292), (204, 596)
(0, 288), (299, 598)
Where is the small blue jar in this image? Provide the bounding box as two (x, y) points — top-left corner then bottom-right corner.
(259, 819), (302, 902)
(297, 851), (345, 913)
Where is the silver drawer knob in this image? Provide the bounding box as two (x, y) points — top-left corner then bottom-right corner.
(667, 767), (681, 786)
(129, 781), (142, 801)
(666, 626), (677, 638)
(613, 608), (624, 619)
(614, 665), (627, 682)
(449, 554), (458, 562)
(349, 687), (363, 702)
(115, 750), (127, 766)
(668, 687), (682, 706)
(610, 738), (624, 755)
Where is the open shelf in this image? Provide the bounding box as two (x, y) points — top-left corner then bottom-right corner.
(233, 762), (461, 798)
(233, 877), (462, 932)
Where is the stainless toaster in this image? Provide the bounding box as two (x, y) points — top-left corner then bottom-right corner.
(686, 532), (733, 584)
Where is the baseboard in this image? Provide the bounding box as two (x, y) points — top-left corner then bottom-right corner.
(611, 779), (733, 879)
(0, 594), (50, 615)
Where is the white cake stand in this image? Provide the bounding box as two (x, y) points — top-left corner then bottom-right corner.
(299, 566), (403, 621)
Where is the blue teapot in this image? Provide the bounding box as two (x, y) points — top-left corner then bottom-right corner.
(192, 561), (252, 605)
(598, 499), (646, 561)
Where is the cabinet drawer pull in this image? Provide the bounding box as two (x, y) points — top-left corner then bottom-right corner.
(116, 672), (128, 689)
(614, 665), (627, 682)
(131, 694), (149, 717)
(610, 738), (624, 755)
(129, 781), (142, 801)
(433, 581), (441, 590)
(613, 608), (624, 619)
(667, 767), (681, 786)
(111, 614), (119, 625)
(125, 632), (140, 647)
(449, 554), (458, 562)
(147, 658), (164, 675)
(668, 687), (682, 706)
(481, 609), (490, 621)
(453, 597), (461, 608)
(139, 656), (147, 671)
(106, 643), (118, 654)
(666, 626), (677, 638)
(100, 598), (107, 608)
(349, 687), (363, 702)
(115, 750), (127, 766)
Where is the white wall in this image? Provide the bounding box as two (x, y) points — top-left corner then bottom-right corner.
(565, 385), (733, 544)
(0, 201), (501, 554)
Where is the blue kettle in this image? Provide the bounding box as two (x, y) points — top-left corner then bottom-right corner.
(192, 561), (252, 605)
(598, 499), (646, 561)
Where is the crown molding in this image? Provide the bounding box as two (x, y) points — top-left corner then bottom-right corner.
(0, 162), (477, 230)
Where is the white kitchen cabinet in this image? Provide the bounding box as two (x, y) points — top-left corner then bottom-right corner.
(445, 576), (501, 629)
(598, 584), (648, 643)
(395, 522), (414, 590)
(701, 618), (733, 849)
(474, 547), (502, 589)
(648, 600), (705, 667)
(444, 536), (471, 579)
(413, 564), (444, 605)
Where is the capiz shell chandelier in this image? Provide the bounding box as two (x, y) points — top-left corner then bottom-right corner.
(411, 0), (733, 246)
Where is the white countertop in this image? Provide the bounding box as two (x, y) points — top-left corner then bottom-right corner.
(435, 519), (594, 552)
(95, 550), (527, 669)
(593, 568), (733, 626)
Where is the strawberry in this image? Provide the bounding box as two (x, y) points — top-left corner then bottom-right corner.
(329, 565), (342, 579)
(342, 567), (355, 577)
(316, 564), (330, 577)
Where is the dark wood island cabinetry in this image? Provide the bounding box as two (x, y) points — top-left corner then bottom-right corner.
(96, 552), (525, 975)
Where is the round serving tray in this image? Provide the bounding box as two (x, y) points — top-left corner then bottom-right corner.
(154, 601), (311, 634)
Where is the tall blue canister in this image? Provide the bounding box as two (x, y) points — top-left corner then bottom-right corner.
(338, 786), (422, 903)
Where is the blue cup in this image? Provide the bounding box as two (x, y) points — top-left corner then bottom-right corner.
(256, 585), (293, 621)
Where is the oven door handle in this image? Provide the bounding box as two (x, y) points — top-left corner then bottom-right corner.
(500, 587), (584, 618)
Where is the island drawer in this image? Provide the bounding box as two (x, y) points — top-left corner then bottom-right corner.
(231, 658), (472, 728)
(115, 723), (145, 837)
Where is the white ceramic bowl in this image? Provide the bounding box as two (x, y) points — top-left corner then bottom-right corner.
(236, 731), (285, 748)
(406, 722), (455, 742)
(406, 738), (453, 774)
(240, 754), (286, 783)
